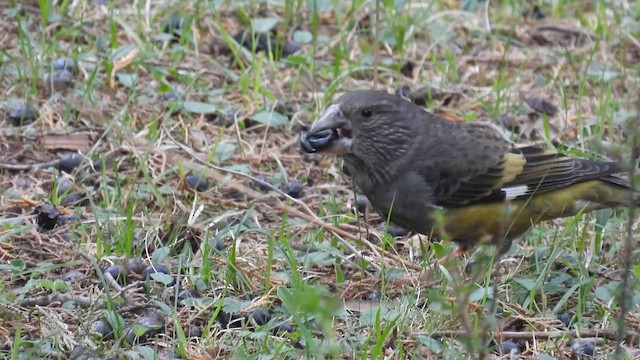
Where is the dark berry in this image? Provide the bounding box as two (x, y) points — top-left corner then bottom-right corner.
(143, 263), (170, 276)
(162, 91), (179, 103)
(354, 195), (368, 213)
(35, 202), (60, 230)
(250, 307), (271, 326)
(525, 96), (558, 117)
(571, 339), (596, 357)
(395, 85), (412, 99)
(497, 114), (519, 132)
(385, 224), (408, 237)
(104, 264), (126, 285)
(209, 238), (225, 251)
(69, 345), (98, 360)
(273, 321), (295, 334)
(177, 287), (199, 301)
(58, 213), (80, 224)
(124, 258), (146, 275)
(162, 14), (184, 37)
(282, 42), (302, 56)
(368, 291), (382, 301)
(215, 311), (243, 329)
(92, 156), (113, 171)
(55, 176), (73, 195)
(252, 175), (272, 192)
(523, 5), (546, 20)
(186, 174), (209, 192)
(57, 152), (83, 173)
(125, 310), (165, 344)
(300, 129), (338, 153)
(494, 340), (521, 355)
(46, 70), (74, 91)
(8, 101), (38, 126)
(283, 181), (304, 198)
(558, 313), (571, 327)
(61, 270), (85, 282)
(52, 57), (75, 72)
(59, 193), (85, 206)
(91, 319), (114, 340)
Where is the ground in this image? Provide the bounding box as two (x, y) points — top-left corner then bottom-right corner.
(0, 0), (639, 359)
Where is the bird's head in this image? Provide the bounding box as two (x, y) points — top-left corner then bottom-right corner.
(300, 90), (421, 165)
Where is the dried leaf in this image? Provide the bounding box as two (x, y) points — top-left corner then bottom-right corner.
(40, 132), (97, 151)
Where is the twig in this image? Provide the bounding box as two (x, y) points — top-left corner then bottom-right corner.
(0, 159), (60, 171)
(277, 204), (421, 271)
(104, 273), (136, 306)
(111, 280), (146, 300)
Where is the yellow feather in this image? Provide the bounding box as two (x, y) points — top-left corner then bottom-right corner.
(441, 180), (632, 247)
(500, 153), (527, 184)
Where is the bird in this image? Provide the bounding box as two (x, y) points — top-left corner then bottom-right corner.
(300, 90), (638, 255)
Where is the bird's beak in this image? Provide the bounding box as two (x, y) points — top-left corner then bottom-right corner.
(300, 104), (353, 155)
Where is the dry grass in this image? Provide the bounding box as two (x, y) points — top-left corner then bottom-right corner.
(0, 0), (639, 359)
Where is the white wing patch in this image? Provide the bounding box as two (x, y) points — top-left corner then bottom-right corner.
(502, 185), (529, 200)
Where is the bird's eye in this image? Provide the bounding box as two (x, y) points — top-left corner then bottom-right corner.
(361, 109), (373, 118)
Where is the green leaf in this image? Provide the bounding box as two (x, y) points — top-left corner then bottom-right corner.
(429, 242), (448, 259)
(306, 0), (332, 12)
(613, 109), (637, 126)
(153, 33), (176, 42)
(293, 31), (313, 43)
(157, 185), (177, 195)
(468, 286), (494, 302)
(461, 0), (483, 11)
(223, 164), (250, 174)
(183, 101), (217, 114)
(34, 278), (68, 291)
(250, 110), (288, 127)
(52, 279), (70, 291)
(6, 259), (26, 272)
(427, 19), (455, 43)
(213, 142), (236, 163)
(108, 44), (137, 62)
(285, 55), (309, 66)
(132, 346), (156, 360)
(513, 278), (536, 291)
(594, 281), (620, 303)
(251, 17), (279, 33)
(222, 297), (252, 314)
(544, 273), (574, 294)
(416, 335), (442, 354)
(37, 279), (54, 290)
(116, 72), (136, 88)
(149, 273), (174, 286)
(633, 264), (640, 279)
(587, 62), (620, 82)
(301, 252), (334, 266)
(152, 246), (170, 263)
(359, 306), (400, 325)
(380, 27), (397, 47)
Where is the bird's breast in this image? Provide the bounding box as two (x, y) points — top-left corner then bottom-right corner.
(361, 171), (438, 234)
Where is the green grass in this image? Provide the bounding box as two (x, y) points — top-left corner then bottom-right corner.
(0, 0), (639, 359)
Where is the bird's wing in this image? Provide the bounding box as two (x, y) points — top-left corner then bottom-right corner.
(430, 145), (622, 207)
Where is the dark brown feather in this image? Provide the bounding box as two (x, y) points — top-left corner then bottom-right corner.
(304, 90), (638, 250)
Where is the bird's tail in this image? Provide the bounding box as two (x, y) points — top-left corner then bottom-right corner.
(597, 176), (640, 207)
